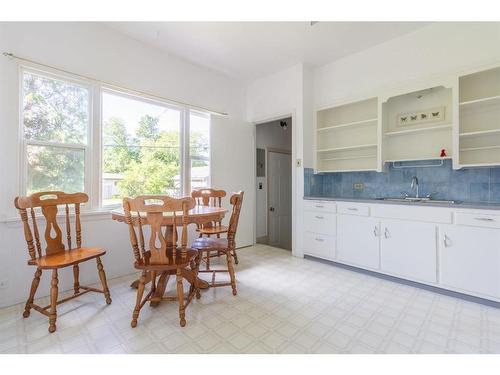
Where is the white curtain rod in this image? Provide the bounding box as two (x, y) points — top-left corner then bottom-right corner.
(2, 52), (228, 117)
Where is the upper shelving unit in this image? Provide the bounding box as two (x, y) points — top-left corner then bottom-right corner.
(458, 66), (500, 167)
(382, 85), (453, 163)
(315, 97), (379, 173)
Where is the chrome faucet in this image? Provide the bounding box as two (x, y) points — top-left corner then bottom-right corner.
(410, 176), (419, 198)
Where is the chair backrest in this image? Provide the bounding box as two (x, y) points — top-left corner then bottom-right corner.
(123, 195), (196, 265)
(227, 191), (244, 249)
(191, 188), (226, 207)
(14, 191), (88, 261)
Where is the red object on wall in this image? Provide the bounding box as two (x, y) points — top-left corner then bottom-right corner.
(440, 149), (447, 157)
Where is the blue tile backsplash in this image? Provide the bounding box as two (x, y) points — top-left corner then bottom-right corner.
(304, 159), (500, 203)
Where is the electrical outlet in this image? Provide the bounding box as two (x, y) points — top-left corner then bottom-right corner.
(353, 183), (364, 190)
(0, 280), (8, 289)
(296, 159), (302, 167)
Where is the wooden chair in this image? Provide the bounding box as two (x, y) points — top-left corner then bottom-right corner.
(191, 188), (233, 269)
(192, 191), (244, 295)
(123, 195), (200, 328)
(14, 191), (112, 333)
(191, 188), (228, 237)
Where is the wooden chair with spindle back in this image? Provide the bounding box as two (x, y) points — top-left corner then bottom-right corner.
(191, 188), (232, 269)
(192, 191), (244, 295)
(14, 191), (112, 333)
(123, 195), (200, 328)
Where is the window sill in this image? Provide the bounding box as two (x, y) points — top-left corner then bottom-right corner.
(0, 209), (116, 228)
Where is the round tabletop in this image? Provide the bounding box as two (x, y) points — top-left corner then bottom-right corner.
(111, 205), (228, 226)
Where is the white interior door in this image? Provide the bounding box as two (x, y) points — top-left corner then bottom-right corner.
(268, 151), (292, 250)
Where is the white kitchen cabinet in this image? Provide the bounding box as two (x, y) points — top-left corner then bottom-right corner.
(380, 219), (437, 283)
(337, 214), (380, 269)
(440, 225), (500, 299)
(303, 231), (336, 260)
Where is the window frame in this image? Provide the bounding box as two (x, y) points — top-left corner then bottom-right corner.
(19, 65), (211, 211)
(19, 65), (93, 200)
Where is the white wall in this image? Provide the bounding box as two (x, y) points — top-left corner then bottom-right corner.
(0, 22), (253, 307)
(314, 22), (500, 108)
(246, 64), (312, 258)
(255, 118), (292, 238)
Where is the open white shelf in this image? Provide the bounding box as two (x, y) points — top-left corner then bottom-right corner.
(317, 118), (377, 132)
(460, 95), (500, 107)
(385, 124), (452, 137)
(317, 144), (377, 153)
(458, 66), (500, 167)
(318, 168), (378, 173)
(315, 97), (379, 173)
(322, 155), (375, 161)
(459, 129), (500, 137)
(460, 145), (500, 152)
(382, 85), (453, 164)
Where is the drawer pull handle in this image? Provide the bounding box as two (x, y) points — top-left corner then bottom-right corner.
(315, 216), (324, 219)
(384, 228), (390, 239)
(443, 234), (451, 247)
(347, 208), (358, 211)
(315, 238), (325, 242)
(314, 205), (324, 208)
(373, 226), (379, 237)
(475, 217), (495, 222)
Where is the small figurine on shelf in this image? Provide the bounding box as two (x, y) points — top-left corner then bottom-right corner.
(440, 149), (447, 157)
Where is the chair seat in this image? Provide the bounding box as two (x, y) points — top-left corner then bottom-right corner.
(196, 225), (229, 235)
(28, 247), (106, 269)
(134, 248), (198, 271)
(192, 237), (229, 252)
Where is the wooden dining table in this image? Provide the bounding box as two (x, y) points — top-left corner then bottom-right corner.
(111, 205), (228, 305)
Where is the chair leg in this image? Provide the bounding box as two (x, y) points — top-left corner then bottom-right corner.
(195, 254), (202, 299)
(176, 268), (186, 327)
(205, 250), (211, 270)
(226, 251), (237, 296)
(96, 257), (112, 304)
(48, 269), (59, 333)
(23, 268), (42, 318)
(131, 271), (146, 328)
(73, 264), (80, 294)
(232, 248), (239, 265)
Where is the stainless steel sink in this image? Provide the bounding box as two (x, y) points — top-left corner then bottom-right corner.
(376, 197), (461, 204)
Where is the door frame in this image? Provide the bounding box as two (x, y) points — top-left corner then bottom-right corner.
(266, 148), (292, 249)
(252, 111), (296, 254)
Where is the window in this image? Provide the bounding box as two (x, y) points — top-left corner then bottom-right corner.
(22, 70), (90, 195)
(101, 91), (183, 206)
(189, 111), (211, 190)
(20, 67), (211, 209)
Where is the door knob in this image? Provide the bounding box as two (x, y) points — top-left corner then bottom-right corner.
(269, 207), (275, 212)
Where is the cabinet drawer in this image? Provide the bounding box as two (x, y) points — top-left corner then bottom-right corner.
(304, 211), (336, 236)
(455, 212), (500, 229)
(303, 231), (336, 260)
(337, 202), (370, 216)
(303, 200), (336, 213)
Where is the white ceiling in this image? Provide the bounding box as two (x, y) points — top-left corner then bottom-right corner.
(104, 22), (431, 82)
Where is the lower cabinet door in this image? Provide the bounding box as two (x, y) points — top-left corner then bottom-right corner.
(380, 219), (437, 283)
(303, 231), (335, 260)
(337, 215), (380, 269)
(440, 225), (500, 299)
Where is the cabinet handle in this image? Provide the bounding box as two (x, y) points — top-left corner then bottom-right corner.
(475, 217), (495, 222)
(314, 205), (324, 208)
(443, 234), (451, 247)
(347, 207), (358, 211)
(384, 228), (390, 239)
(373, 226), (379, 237)
(315, 237), (324, 242)
(315, 215), (324, 219)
